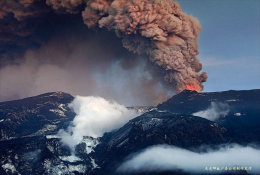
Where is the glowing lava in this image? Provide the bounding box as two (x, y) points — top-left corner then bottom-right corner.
(186, 84), (201, 92)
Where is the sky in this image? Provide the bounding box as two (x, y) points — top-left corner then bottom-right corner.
(178, 0), (260, 92)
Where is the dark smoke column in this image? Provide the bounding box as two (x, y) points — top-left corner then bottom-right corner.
(82, 0), (207, 92)
(0, 0), (207, 93)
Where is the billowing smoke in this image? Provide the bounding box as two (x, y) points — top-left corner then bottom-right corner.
(193, 102), (230, 121)
(58, 96), (141, 150)
(82, 0), (207, 92)
(118, 144), (260, 174)
(0, 0), (207, 104)
(0, 28), (172, 105)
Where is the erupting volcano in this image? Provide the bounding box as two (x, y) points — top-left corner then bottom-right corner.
(186, 84), (202, 92)
(0, 0), (259, 174)
(0, 0), (207, 103)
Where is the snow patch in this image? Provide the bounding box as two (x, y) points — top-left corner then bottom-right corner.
(2, 163), (17, 174)
(34, 124), (57, 135)
(44, 159), (86, 174)
(234, 113), (242, 116)
(59, 155), (82, 162)
(49, 109), (65, 117)
(226, 99), (239, 102)
(46, 135), (60, 139)
(82, 137), (99, 154)
(142, 118), (163, 131)
(58, 104), (67, 111)
(90, 157), (99, 169)
(47, 145), (54, 153)
(68, 164), (86, 173)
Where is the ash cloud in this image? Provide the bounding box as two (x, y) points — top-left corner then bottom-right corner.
(82, 0), (207, 92)
(58, 96), (141, 150)
(118, 144), (260, 174)
(0, 0), (207, 104)
(193, 102), (230, 121)
(0, 25), (172, 105)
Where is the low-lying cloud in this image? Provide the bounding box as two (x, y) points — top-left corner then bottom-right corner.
(118, 144), (260, 174)
(193, 102), (230, 121)
(58, 96), (141, 150)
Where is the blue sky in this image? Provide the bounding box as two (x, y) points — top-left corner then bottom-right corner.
(177, 0), (260, 92)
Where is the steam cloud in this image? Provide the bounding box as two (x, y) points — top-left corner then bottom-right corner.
(118, 144), (260, 174)
(58, 96), (140, 150)
(193, 102), (230, 121)
(0, 0), (207, 104)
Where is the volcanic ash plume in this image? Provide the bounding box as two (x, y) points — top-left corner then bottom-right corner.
(82, 0), (207, 92)
(0, 0), (207, 94)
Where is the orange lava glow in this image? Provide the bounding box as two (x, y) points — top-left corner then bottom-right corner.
(186, 84), (201, 92)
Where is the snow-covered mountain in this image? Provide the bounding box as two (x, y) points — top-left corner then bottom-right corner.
(0, 90), (259, 175)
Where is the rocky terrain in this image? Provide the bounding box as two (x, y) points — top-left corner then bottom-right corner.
(0, 89), (259, 175)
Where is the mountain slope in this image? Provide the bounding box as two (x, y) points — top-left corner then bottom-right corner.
(157, 89), (260, 143)
(92, 110), (228, 175)
(158, 89), (260, 115)
(0, 92), (74, 140)
(0, 90), (259, 175)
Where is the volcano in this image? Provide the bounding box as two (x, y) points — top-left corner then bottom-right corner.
(0, 89), (259, 175)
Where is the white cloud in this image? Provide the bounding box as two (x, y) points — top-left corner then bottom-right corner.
(193, 102), (229, 121)
(118, 144), (260, 174)
(58, 96), (141, 150)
